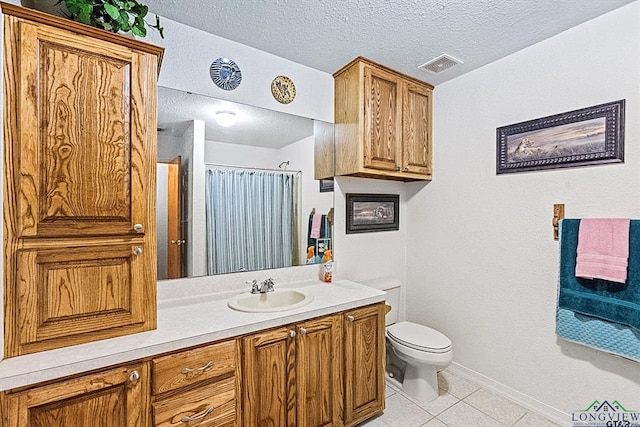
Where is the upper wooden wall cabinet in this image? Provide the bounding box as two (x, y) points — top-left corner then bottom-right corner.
(329, 57), (433, 181)
(2, 3), (164, 357)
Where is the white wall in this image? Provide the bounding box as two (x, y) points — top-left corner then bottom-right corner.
(145, 16), (333, 123)
(404, 1), (640, 420)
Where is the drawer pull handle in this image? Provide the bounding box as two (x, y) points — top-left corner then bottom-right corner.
(182, 407), (214, 423)
(181, 360), (214, 374)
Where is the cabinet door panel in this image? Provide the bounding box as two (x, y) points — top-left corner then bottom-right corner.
(2, 362), (149, 427)
(403, 83), (432, 175)
(296, 314), (343, 427)
(243, 327), (296, 427)
(363, 66), (402, 172)
(16, 21), (151, 238)
(17, 244), (145, 352)
(344, 304), (385, 426)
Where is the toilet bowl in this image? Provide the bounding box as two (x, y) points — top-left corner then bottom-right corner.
(361, 277), (453, 403)
(387, 321), (453, 402)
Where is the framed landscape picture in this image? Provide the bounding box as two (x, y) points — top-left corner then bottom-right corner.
(496, 100), (624, 174)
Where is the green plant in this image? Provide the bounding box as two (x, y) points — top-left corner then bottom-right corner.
(55, 0), (164, 38)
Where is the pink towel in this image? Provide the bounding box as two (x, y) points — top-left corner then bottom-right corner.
(575, 218), (630, 283)
(310, 214), (322, 239)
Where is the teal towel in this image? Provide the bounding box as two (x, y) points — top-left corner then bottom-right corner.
(558, 219), (640, 329)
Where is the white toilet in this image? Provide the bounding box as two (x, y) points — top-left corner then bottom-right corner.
(363, 277), (453, 403)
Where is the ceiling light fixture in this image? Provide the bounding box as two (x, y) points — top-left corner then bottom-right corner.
(215, 110), (237, 127)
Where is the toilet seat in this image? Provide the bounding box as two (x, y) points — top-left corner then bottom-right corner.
(387, 321), (452, 354)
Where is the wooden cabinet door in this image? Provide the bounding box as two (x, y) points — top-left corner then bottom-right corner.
(296, 314), (343, 427)
(11, 19), (156, 238)
(1, 362), (150, 427)
(363, 65), (403, 172)
(15, 243), (147, 353)
(243, 326), (296, 427)
(402, 82), (432, 176)
(343, 304), (386, 426)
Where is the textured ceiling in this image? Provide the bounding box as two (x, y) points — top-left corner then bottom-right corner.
(143, 0), (635, 86)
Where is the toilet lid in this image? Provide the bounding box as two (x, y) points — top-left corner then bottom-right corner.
(387, 321), (452, 353)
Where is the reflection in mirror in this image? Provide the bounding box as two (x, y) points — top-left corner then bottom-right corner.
(156, 87), (334, 281)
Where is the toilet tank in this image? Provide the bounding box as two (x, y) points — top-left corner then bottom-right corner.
(360, 277), (401, 326)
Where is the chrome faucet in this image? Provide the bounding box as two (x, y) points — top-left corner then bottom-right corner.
(259, 277), (276, 293)
(248, 278), (276, 294)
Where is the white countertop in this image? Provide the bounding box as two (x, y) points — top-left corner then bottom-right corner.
(0, 279), (385, 391)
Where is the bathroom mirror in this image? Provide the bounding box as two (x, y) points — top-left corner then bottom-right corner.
(156, 86), (334, 280)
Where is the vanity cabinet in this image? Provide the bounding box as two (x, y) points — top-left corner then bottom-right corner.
(151, 340), (241, 427)
(331, 57), (433, 181)
(242, 314), (343, 427)
(343, 304), (386, 426)
(1, 3), (164, 356)
(0, 362), (150, 427)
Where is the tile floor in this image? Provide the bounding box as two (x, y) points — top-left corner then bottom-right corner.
(361, 369), (564, 427)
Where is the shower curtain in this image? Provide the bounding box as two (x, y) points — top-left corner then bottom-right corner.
(205, 168), (299, 274)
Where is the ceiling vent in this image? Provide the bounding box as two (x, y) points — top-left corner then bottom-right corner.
(418, 54), (462, 74)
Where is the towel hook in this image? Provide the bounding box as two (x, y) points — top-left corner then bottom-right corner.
(553, 204), (565, 240)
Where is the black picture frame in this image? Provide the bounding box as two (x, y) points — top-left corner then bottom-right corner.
(346, 193), (399, 234)
(319, 179), (334, 193)
(496, 99), (625, 174)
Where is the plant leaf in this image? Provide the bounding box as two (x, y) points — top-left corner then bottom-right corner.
(103, 3), (120, 20)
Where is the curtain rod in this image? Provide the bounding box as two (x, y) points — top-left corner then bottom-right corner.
(204, 162), (301, 174)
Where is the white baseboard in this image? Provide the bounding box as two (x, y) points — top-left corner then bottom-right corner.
(447, 362), (570, 426)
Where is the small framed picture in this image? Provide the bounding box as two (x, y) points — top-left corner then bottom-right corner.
(319, 179), (334, 193)
(346, 193), (399, 234)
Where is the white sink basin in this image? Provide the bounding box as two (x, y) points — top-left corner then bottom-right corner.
(227, 289), (314, 313)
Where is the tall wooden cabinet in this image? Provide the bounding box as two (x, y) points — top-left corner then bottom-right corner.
(330, 57), (433, 181)
(243, 314), (343, 427)
(2, 3), (163, 356)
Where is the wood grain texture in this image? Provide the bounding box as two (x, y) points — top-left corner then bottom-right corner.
(152, 340), (238, 395)
(363, 65), (402, 172)
(313, 120), (335, 180)
(343, 303), (385, 427)
(403, 83), (432, 176)
(296, 314), (343, 427)
(1, 362), (150, 427)
(332, 57), (433, 181)
(152, 376), (237, 427)
(3, 6), (159, 356)
(242, 326), (295, 427)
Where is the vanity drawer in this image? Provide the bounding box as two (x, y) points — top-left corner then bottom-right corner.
(152, 339), (238, 394)
(152, 375), (237, 427)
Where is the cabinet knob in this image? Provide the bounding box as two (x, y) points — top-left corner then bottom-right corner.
(129, 370), (140, 383)
(289, 330), (297, 338)
(347, 315), (355, 322)
(299, 327), (307, 335)
(404, 166), (410, 171)
(395, 164), (401, 171)
(133, 223), (143, 232)
(133, 247), (143, 256)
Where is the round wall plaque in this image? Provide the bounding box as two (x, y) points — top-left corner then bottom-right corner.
(209, 58), (242, 91)
(271, 75), (296, 104)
